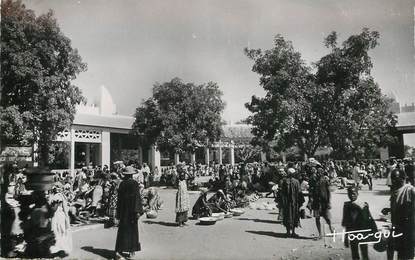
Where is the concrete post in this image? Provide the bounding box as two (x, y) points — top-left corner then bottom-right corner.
(101, 130), (111, 168)
(138, 146), (143, 165)
(229, 143), (235, 166)
(204, 147), (210, 166)
(281, 152), (286, 163)
(174, 153), (180, 165)
(191, 152), (196, 164)
(85, 143), (90, 166)
(261, 151), (267, 162)
(70, 128), (75, 176)
(150, 145), (161, 171)
(218, 143), (223, 165)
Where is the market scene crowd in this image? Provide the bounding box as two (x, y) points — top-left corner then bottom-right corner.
(2, 157), (415, 259)
(1, 0), (415, 260)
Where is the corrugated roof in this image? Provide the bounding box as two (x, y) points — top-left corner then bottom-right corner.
(73, 113), (134, 130)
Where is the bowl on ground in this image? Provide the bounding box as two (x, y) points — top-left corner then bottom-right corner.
(224, 212), (233, 218)
(212, 212), (225, 221)
(230, 208), (245, 216)
(199, 217), (217, 225)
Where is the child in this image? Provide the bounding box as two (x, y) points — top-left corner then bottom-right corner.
(342, 187), (377, 260)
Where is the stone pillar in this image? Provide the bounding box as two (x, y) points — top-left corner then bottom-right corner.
(101, 130), (111, 168)
(138, 146), (143, 165)
(150, 145), (161, 171)
(191, 152), (196, 164)
(261, 151), (267, 162)
(32, 141), (39, 167)
(379, 147), (389, 161)
(204, 147), (210, 166)
(85, 143), (90, 166)
(174, 153), (180, 165)
(70, 128), (75, 176)
(281, 152), (286, 163)
(218, 144), (223, 165)
(96, 143), (102, 166)
(229, 143), (235, 166)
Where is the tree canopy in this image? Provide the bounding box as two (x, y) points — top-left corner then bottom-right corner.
(132, 78), (225, 154)
(0, 0), (87, 165)
(245, 29), (397, 160)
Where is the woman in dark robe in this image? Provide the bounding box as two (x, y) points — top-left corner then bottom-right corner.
(192, 189), (212, 219)
(115, 166), (144, 259)
(279, 168), (304, 237)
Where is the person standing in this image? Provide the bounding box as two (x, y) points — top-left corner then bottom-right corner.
(142, 163), (151, 188)
(388, 169), (415, 260)
(175, 164), (190, 227)
(106, 173), (120, 227)
(404, 158), (415, 186)
(352, 162), (362, 189)
(279, 168), (304, 237)
(310, 168), (334, 239)
(115, 166), (144, 259)
(49, 183), (72, 257)
(342, 187), (377, 260)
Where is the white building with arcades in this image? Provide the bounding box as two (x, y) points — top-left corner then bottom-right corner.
(55, 86), (249, 174)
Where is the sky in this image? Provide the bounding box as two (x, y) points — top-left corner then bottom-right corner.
(24, 0), (415, 124)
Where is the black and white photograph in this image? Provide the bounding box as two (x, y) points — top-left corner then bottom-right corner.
(1, 0), (415, 259)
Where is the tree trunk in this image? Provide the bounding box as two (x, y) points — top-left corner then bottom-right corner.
(38, 141), (50, 167)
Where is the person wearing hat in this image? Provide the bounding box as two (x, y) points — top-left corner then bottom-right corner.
(279, 167), (304, 237)
(114, 166), (144, 259)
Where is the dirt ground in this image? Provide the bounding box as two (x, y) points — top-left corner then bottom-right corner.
(68, 179), (392, 260)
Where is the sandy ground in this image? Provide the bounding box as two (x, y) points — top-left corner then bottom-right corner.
(68, 179), (392, 260)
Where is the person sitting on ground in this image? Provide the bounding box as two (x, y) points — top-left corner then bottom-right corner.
(207, 189), (231, 213)
(146, 187), (163, 211)
(192, 188), (212, 219)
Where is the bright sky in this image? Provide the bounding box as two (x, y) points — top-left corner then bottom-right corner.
(24, 0), (415, 123)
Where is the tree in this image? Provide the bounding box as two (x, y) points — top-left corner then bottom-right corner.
(314, 29), (397, 159)
(132, 78), (225, 155)
(1, 0), (86, 166)
(245, 29), (396, 160)
(244, 36), (327, 158)
(235, 145), (262, 163)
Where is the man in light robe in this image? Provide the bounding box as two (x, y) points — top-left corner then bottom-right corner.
(388, 169), (415, 260)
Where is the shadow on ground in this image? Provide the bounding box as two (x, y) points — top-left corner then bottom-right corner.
(237, 217), (282, 224)
(374, 190), (390, 196)
(246, 230), (314, 240)
(142, 220), (178, 227)
(81, 246), (114, 259)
